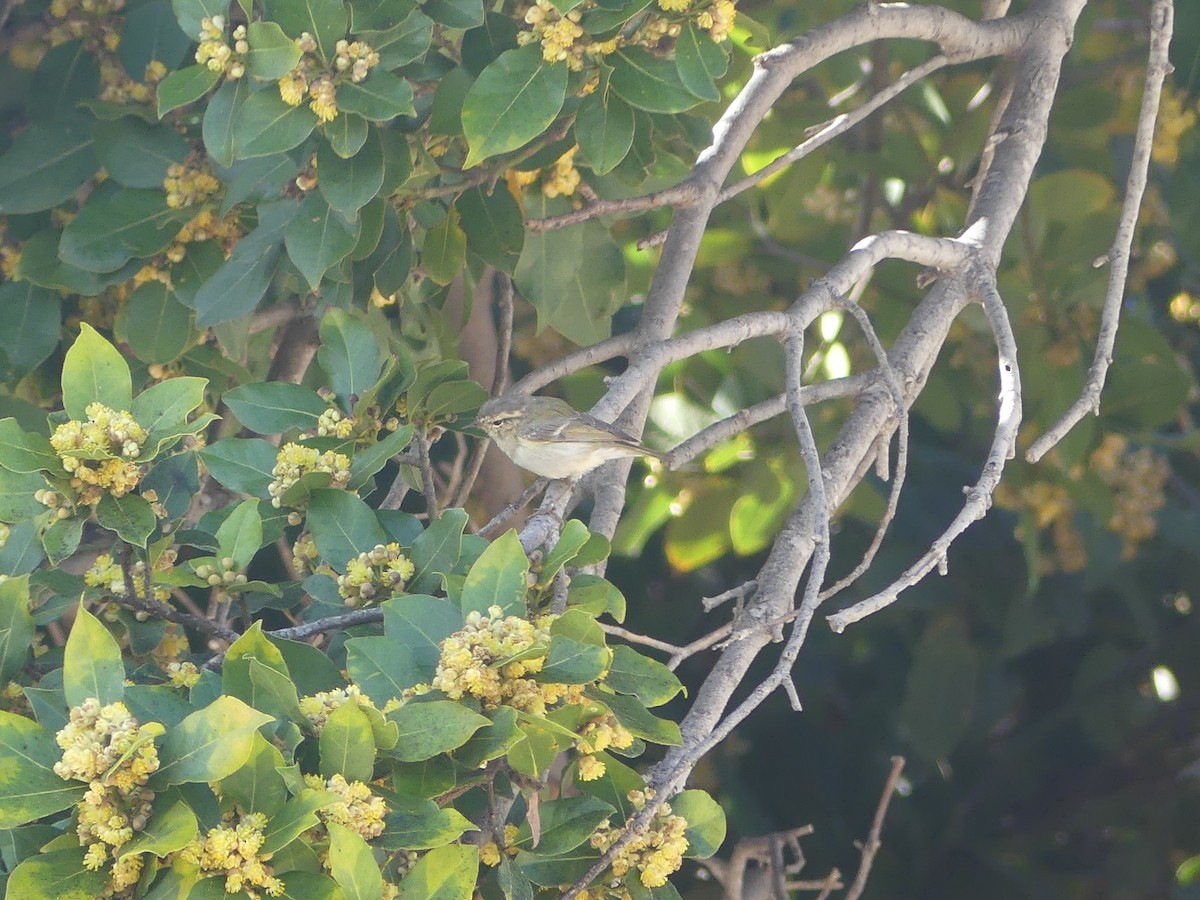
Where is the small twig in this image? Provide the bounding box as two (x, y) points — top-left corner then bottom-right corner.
(415, 424), (439, 518)
(827, 268), (1021, 632)
(1026, 0), (1173, 462)
(526, 182), (700, 234)
(269, 608), (384, 641)
(380, 463), (411, 510)
(844, 756), (907, 900)
(599, 623), (688, 657)
(513, 332), (639, 395)
(478, 479), (547, 537)
(809, 869), (844, 900)
(116, 545), (239, 643)
(701, 580), (757, 613)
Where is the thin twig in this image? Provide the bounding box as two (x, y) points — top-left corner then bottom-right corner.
(268, 608), (384, 640)
(526, 182), (700, 234)
(478, 479), (547, 537)
(1026, 0), (1173, 462)
(844, 756), (907, 900)
(415, 424), (439, 518)
(599, 623), (688, 657)
(116, 545), (239, 643)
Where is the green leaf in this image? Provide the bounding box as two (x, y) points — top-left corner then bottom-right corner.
(409, 508), (468, 593)
(0, 577), (34, 683)
(202, 77), (252, 168)
(170, 0), (226, 41)
(537, 519), (591, 583)
(462, 46), (566, 167)
(348, 423), (415, 489)
(0, 117), (98, 214)
(59, 185), (188, 273)
(534, 635), (607, 684)
(592, 690), (681, 745)
(96, 493), (158, 547)
(422, 0), (483, 28)
(63, 606), (125, 708)
(0, 419), (57, 474)
(245, 21), (304, 79)
(118, 800), (198, 860)
(0, 281), (62, 376)
(5, 847), (108, 898)
(199, 438), (278, 495)
(328, 821), (384, 900)
(215, 499), (263, 569)
(604, 645), (683, 707)
(399, 843), (478, 900)
(27, 41), (99, 123)
(350, 0), (417, 32)
(347, 636), (422, 706)
(232, 89), (319, 159)
(308, 489), (389, 566)
(0, 471), (48, 524)
(377, 801), (476, 850)
(218, 733), (288, 815)
(325, 111), (369, 158)
(120, 0), (192, 76)
(153, 696), (275, 785)
(192, 204), (293, 326)
(131, 377), (207, 438)
(336, 71), (416, 122)
(156, 65), (222, 116)
(285, 192), (361, 290)
(318, 129), (385, 217)
(460, 529), (528, 617)
(513, 200), (625, 345)
(510, 795), (615, 856)
(574, 87), (634, 176)
(674, 24), (727, 101)
(381, 595), (462, 675)
(457, 185), (524, 274)
(672, 789), (726, 858)
(93, 117), (189, 189)
(422, 206), (467, 286)
(320, 699), (376, 782)
(267, 0), (348, 61)
(121, 281), (196, 363)
(454, 705), (522, 768)
(262, 788), (337, 854)
(0, 712), (86, 827)
(461, 12), (519, 75)
(224, 381), (328, 433)
(390, 700), (489, 761)
(609, 47), (701, 114)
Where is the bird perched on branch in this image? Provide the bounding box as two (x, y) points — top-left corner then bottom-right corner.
(475, 394), (665, 479)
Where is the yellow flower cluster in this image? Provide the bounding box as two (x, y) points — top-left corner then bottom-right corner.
(574, 712), (634, 780)
(299, 684), (379, 734)
(51, 403), (148, 505)
(84, 552), (172, 603)
(429, 607), (581, 715)
(542, 146), (582, 199)
(1152, 88), (1198, 167)
(521, 2), (585, 67)
(337, 543), (415, 607)
(195, 16), (247, 80)
(267, 443), (352, 508)
(479, 823), (520, 867)
(165, 660), (201, 688)
(1090, 434), (1169, 558)
(589, 790), (689, 889)
(164, 162), (222, 209)
(315, 407), (356, 438)
(697, 0), (737, 42)
(181, 811), (284, 898)
(305, 773), (389, 840)
(195, 556), (250, 591)
(279, 34), (379, 123)
(46, 0), (124, 51)
(658, 0), (691, 10)
(291, 532), (324, 576)
(55, 699), (164, 886)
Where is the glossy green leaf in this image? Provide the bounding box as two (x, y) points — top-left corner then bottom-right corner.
(605, 645), (683, 707)
(347, 422), (415, 489)
(59, 185), (188, 273)
(192, 210), (289, 327)
(462, 46), (566, 167)
(409, 509), (468, 593)
(202, 77), (252, 168)
(337, 72), (416, 121)
(377, 801), (476, 851)
(533, 635), (607, 684)
(320, 699), (376, 782)
(457, 185), (524, 274)
(5, 847), (108, 898)
(199, 438), (278, 495)
(381, 595), (463, 675)
(231, 89), (319, 159)
(350, 0), (417, 31)
(63, 606), (125, 708)
(96, 493), (158, 547)
(121, 281), (196, 363)
(328, 821), (384, 900)
(120, 0), (192, 76)
(609, 47), (701, 114)
(389, 700), (489, 761)
(0, 471), (48, 524)
(673, 789), (726, 858)
(593, 690), (681, 745)
(422, 0), (484, 28)
(224, 381), (328, 433)
(574, 86), (634, 175)
(170, 0), (225, 40)
(27, 41), (99, 123)
(118, 800), (198, 860)
(63, 325), (132, 420)
(218, 733), (288, 815)
(285, 193), (361, 290)
(153, 696), (275, 785)
(460, 528), (528, 617)
(0, 420), (56, 474)
(0, 713), (87, 827)
(422, 206), (467, 286)
(318, 129), (385, 217)
(156, 65), (222, 116)
(674, 24), (727, 101)
(307, 489), (389, 565)
(267, 0), (348, 61)
(364, 10), (434, 69)
(0, 117), (98, 214)
(261, 788), (337, 854)
(0, 282), (62, 376)
(215, 499), (263, 569)
(399, 843), (478, 900)
(0, 576), (34, 683)
(325, 111), (369, 158)
(510, 795), (615, 856)
(346, 636), (422, 707)
(245, 21), (304, 79)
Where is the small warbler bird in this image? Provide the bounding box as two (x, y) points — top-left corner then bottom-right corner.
(476, 394), (665, 479)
